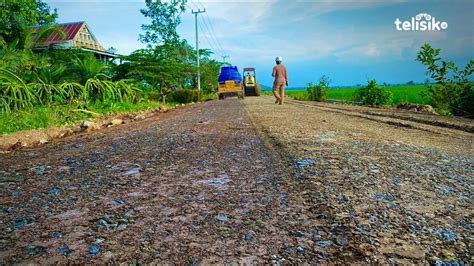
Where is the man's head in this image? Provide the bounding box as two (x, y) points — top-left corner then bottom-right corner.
(275, 56), (283, 64)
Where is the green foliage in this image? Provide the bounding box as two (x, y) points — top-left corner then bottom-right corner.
(140, 0), (187, 45)
(172, 89), (195, 104)
(35, 64), (66, 84)
(0, 100), (167, 134)
(192, 89), (202, 102)
(197, 51), (224, 94)
(0, 68), (39, 112)
(147, 91), (161, 101)
(353, 80), (393, 106)
(117, 42), (195, 103)
(201, 93), (217, 102)
(0, 65), (142, 113)
(0, 0), (223, 135)
(307, 75), (329, 102)
(71, 54), (107, 84)
(0, 0), (58, 49)
(59, 82), (87, 103)
(131, 0), (222, 97)
(286, 85), (431, 105)
(417, 43), (473, 116)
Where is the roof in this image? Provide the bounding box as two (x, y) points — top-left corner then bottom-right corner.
(33, 21), (86, 46)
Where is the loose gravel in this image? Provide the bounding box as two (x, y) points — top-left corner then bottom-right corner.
(0, 96), (472, 264)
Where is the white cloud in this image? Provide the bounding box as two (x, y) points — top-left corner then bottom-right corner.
(365, 44), (380, 57)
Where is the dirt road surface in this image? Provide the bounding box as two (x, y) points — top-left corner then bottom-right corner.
(1, 96), (472, 264)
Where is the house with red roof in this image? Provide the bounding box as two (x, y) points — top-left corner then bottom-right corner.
(33, 21), (118, 62)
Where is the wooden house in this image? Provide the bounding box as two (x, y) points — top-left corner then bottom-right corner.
(33, 21), (118, 62)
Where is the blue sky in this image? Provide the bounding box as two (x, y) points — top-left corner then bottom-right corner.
(45, 0), (473, 87)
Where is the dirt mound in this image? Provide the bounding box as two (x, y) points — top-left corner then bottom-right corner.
(0, 106), (172, 153)
(397, 103), (437, 114)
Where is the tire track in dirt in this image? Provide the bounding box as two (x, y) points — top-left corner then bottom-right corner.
(288, 100), (474, 137)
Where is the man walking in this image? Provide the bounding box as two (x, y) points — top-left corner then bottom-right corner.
(272, 56), (288, 104)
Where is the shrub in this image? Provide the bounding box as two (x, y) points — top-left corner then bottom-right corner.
(307, 76), (329, 102)
(172, 89), (194, 104)
(417, 43), (473, 116)
(192, 89), (202, 102)
(201, 93), (217, 102)
(0, 67), (142, 112)
(459, 83), (474, 116)
(147, 91), (161, 101)
(353, 80), (392, 106)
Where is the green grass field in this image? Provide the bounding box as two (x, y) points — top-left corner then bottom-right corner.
(279, 85), (430, 105)
(0, 100), (176, 135)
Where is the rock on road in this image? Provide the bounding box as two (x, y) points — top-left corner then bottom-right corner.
(1, 96), (472, 264)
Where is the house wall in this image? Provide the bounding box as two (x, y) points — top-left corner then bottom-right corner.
(52, 40), (73, 49)
(73, 24), (105, 51)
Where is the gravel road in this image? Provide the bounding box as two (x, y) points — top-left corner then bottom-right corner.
(1, 96), (472, 264)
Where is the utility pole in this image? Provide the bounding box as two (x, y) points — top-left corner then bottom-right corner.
(192, 8), (206, 91)
(221, 55), (229, 63)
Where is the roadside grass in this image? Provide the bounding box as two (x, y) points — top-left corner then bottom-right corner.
(202, 93), (218, 101)
(281, 85), (430, 105)
(0, 100), (174, 135)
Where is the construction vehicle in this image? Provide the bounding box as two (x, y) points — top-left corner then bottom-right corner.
(243, 68), (261, 96)
(217, 66), (244, 99)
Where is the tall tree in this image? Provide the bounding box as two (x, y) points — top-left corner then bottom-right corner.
(120, 41), (195, 93)
(139, 0), (187, 46)
(0, 0), (58, 49)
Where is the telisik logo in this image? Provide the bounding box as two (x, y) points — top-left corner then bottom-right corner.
(394, 13), (448, 31)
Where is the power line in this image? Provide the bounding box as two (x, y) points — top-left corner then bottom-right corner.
(193, 0), (223, 53)
(202, 9), (226, 55)
(200, 12), (225, 56)
(186, 2), (219, 53)
(197, 0), (226, 53)
(197, 19), (218, 53)
(187, 1), (224, 57)
(193, 0), (228, 58)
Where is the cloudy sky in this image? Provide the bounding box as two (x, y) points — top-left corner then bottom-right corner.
(45, 0), (473, 87)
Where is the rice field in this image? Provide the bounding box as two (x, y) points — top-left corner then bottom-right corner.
(279, 85), (430, 105)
